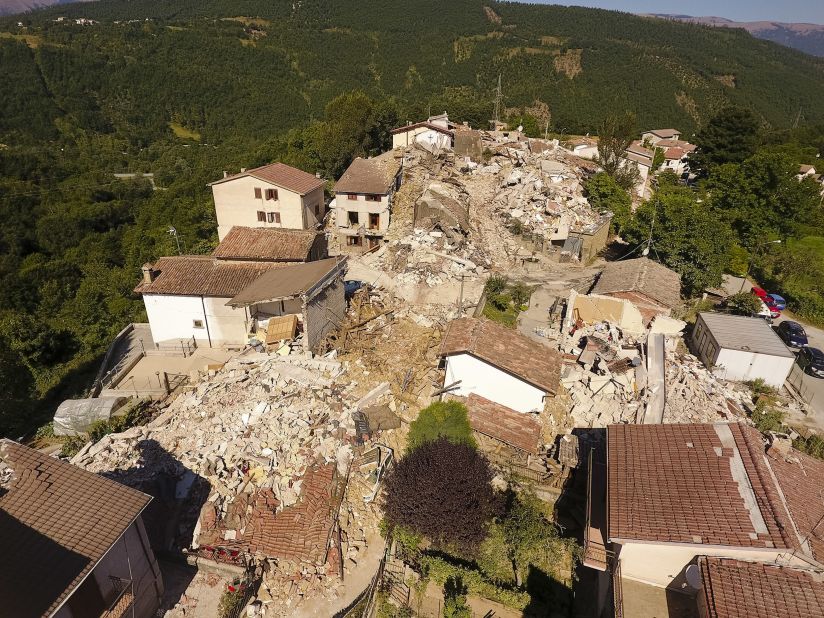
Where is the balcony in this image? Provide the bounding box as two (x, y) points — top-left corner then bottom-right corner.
(100, 578), (134, 618)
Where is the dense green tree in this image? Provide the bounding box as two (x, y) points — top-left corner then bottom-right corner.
(689, 106), (760, 175)
(724, 292), (762, 316)
(595, 112), (639, 191)
(407, 401), (476, 452)
(584, 172), (632, 234)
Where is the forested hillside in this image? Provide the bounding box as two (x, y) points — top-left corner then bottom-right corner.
(1, 0), (823, 437)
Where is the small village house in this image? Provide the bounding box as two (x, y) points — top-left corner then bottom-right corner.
(208, 162), (326, 240)
(641, 128), (682, 146)
(390, 113), (454, 151)
(333, 151), (403, 250)
(623, 141), (654, 196)
(590, 257), (682, 324)
(584, 422), (824, 617)
(690, 312), (795, 388)
(0, 439), (163, 618)
(226, 257), (346, 353)
(439, 317), (562, 413)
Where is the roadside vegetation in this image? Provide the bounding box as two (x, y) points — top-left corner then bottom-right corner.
(481, 275), (533, 328)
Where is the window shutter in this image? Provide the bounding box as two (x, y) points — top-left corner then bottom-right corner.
(274, 212), (281, 223)
(257, 211), (265, 222)
(273, 189), (279, 200)
(254, 188), (262, 199)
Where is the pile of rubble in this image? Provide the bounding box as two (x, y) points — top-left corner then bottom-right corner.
(558, 321), (751, 427)
(71, 351), (398, 614)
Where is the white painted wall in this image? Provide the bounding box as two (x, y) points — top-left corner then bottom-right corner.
(712, 348), (794, 388)
(336, 194), (391, 233)
(616, 540), (809, 589)
(143, 294), (249, 347)
(572, 144), (598, 160)
(444, 353), (546, 413)
(212, 175), (324, 240)
(392, 127), (451, 150)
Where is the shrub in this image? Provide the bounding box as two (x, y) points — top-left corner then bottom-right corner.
(217, 588), (245, 618)
(488, 293), (511, 311)
(508, 219), (524, 235)
(751, 401), (785, 433)
(793, 434), (824, 460)
(745, 378), (778, 398)
(724, 292), (762, 316)
(484, 275), (508, 296)
(443, 575), (471, 618)
(407, 401), (476, 451)
(420, 555), (530, 610)
(383, 438), (497, 551)
(60, 435), (86, 458)
(509, 282), (532, 307)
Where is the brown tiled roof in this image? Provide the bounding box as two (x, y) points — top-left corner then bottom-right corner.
(766, 446), (824, 562)
(656, 138), (696, 152)
(627, 140), (654, 158)
(196, 463), (337, 565)
(465, 394), (541, 453)
(209, 162), (324, 195)
(699, 557), (824, 618)
(390, 121), (453, 137)
(607, 423), (799, 551)
(440, 318), (562, 395)
(334, 151), (402, 195)
(647, 128), (680, 138)
(213, 226), (320, 262)
(0, 439), (151, 618)
(227, 257), (345, 307)
(592, 257), (682, 308)
(134, 256), (280, 297)
(664, 147), (686, 160)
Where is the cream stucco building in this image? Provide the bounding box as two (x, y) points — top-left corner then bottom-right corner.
(208, 162), (326, 240)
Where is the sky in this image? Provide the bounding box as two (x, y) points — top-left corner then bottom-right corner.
(531, 1), (824, 24)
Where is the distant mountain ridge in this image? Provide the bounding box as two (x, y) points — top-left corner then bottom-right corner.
(645, 14), (824, 57)
(0, 0), (87, 17)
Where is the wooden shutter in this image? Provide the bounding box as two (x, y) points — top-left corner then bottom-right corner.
(257, 211), (265, 222)
(254, 187), (262, 199)
(274, 212), (281, 223)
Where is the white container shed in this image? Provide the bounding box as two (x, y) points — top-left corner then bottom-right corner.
(690, 312), (795, 388)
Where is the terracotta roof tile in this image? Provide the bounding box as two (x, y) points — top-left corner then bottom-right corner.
(700, 557), (824, 618)
(0, 439), (151, 618)
(209, 162), (324, 195)
(334, 151), (402, 195)
(592, 257), (682, 308)
(465, 394), (541, 453)
(390, 121), (453, 137)
(607, 423), (796, 550)
(213, 226), (321, 262)
(647, 128), (681, 139)
(134, 256), (281, 297)
(440, 318), (562, 395)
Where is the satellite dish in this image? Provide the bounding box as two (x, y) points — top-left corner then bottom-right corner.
(685, 564), (702, 590)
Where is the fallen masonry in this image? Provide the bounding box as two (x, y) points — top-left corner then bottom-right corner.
(71, 350), (394, 615)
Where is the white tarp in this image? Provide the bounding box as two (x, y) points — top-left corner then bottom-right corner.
(53, 397), (128, 436)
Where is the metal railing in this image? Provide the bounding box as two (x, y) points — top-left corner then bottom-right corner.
(612, 559), (624, 618)
(101, 578), (134, 618)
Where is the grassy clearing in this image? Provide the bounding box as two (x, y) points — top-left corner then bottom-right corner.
(222, 16), (271, 26)
(0, 32), (43, 48)
(168, 122), (201, 141)
(482, 302), (519, 327)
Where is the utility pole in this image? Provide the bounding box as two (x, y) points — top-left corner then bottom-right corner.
(457, 274), (465, 315)
(493, 74), (502, 126)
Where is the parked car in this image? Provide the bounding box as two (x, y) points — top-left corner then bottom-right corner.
(751, 286), (769, 301)
(764, 298), (782, 319)
(776, 320), (809, 349)
(754, 301), (774, 323)
(797, 347), (824, 378)
(768, 294), (787, 310)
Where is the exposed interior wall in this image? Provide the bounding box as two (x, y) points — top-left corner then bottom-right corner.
(336, 194), (391, 233)
(567, 290), (645, 334)
(304, 275), (345, 352)
(604, 290), (671, 324)
(444, 353), (546, 413)
(212, 175), (314, 239)
(392, 127), (451, 150)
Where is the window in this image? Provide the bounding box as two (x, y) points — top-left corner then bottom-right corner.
(347, 236), (363, 247)
(267, 212), (281, 223)
(366, 194), (382, 202)
(369, 213), (380, 229)
(254, 187), (262, 199)
(257, 210), (266, 222)
(348, 211), (359, 226)
(265, 188), (278, 200)
(193, 319), (204, 328)
(347, 194), (358, 200)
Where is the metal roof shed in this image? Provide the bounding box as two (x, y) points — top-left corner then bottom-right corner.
(690, 312), (794, 388)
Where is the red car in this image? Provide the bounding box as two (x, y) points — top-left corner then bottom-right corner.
(750, 286), (769, 300)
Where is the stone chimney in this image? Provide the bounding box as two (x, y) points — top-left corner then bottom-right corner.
(141, 263), (155, 284)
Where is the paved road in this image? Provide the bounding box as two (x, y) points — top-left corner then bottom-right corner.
(773, 313), (824, 426)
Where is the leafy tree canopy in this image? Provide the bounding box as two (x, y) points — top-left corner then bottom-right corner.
(596, 112), (639, 191)
(407, 401), (476, 452)
(690, 106), (760, 175)
(584, 172), (631, 234)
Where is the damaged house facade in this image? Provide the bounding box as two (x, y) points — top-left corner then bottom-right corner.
(585, 422), (824, 617)
(209, 162), (326, 240)
(333, 151), (403, 249)
(0, 439), (162, 618)
(439, 317), (562, 413)
(390, 113), (454, 151)
(590, 257), (681, 325)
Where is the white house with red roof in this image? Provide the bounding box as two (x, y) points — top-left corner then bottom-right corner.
(208, 162), (326, 240)
(391, 113), (454, 151)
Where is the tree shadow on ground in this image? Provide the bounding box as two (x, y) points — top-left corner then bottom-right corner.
(524, 565), (574, 617)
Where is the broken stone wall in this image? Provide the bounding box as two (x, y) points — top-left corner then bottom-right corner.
(304, 275), (345, 353)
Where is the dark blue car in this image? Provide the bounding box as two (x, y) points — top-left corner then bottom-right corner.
(776, 320), (808, 349)
(798, 347), (824, 378)
(768, 294), (787, 310)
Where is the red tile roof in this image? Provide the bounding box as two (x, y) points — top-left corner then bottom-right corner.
(465, 393), (542, 454)
(699, 557), (824, 618)
(0, 439), (151, 618)
(196, 463), (337, 565)
(134, 256), (281, 297)
(213, 226), (321, 262)
(607, 423), (798, 550)
(664, 147), (686, 160)
(592, 257), (682, 309)
(646, 128), (681, 139)
(440, 318), (562, 395)
(210, 162), (324, 195)
(390, 121), (453, 137)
